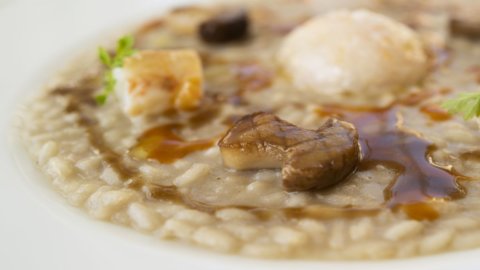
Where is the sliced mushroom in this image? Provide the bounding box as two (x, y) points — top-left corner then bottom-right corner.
(198, 9), (250, 44)
(218, 112), (360, 191)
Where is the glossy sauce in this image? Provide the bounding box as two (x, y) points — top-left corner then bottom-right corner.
(400, 202), (439, 221)
(52, 84), (140, 181)
(234, 62), (273, 93)
(55, 81), (465, 221)
(285, 205), (379, 220)
(131, 124), (214, 164)
(420, 104), (452, 121)
(318, 106), (466, 209)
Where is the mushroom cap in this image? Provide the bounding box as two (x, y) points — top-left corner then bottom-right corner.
(278, 9), (431, 107)
(218, 112), (360, 191)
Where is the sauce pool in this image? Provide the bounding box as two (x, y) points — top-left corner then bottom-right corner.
(131, 124), (214, 164)
(318, 106), (466, 208)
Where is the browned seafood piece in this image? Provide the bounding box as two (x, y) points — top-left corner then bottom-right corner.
(218, 112), (360, 191)
(115, 50), (204, 117)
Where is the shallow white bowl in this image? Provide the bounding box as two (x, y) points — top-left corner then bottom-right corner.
(0, 0), (478, 269)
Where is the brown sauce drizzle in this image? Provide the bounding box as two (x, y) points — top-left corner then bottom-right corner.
(420, 104), (452, 121)
(146, 182), (381, 220)
(145, 184), (182, 202)
(317, 105), (466, 217)
(400, 202), (439, 221)
(188, 107), (220, 128)
(130, 124), (214, 164)
(211, 61), (273, 106)
(284, 205), (379, 220)
(52, 83), (380, 221)
(400, 88), (451, 107)
(234, 62), (273, 93)
(52, 80), (466, 222)
(51, 83), (139, 181)
(51, 85), (218, 213)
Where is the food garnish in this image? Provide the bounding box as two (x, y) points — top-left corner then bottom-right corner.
(96, 35), (137, 105)
(442, 92), (480, 120)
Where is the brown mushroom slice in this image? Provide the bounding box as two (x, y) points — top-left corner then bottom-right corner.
(218, 112), (360, 191)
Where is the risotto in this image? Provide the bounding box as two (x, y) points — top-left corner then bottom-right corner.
(16, 0), (480, 259)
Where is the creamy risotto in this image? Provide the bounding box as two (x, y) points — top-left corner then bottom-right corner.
(16, 0), (480, 259)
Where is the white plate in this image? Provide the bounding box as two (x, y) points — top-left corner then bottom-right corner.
(0, 0), (478, 269)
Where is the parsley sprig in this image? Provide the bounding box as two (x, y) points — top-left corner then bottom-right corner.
(442, 92), (480, 120)
(96, 35), (137, 105)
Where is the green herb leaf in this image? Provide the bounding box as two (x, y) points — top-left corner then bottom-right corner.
(98, 47), (112, 67)
(96, 70), (116, 105)
(441, 92), (480, 120)
(113, 35), (137, 67)
(95, 94), (108, 105)
(96, 35), (136, 105)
